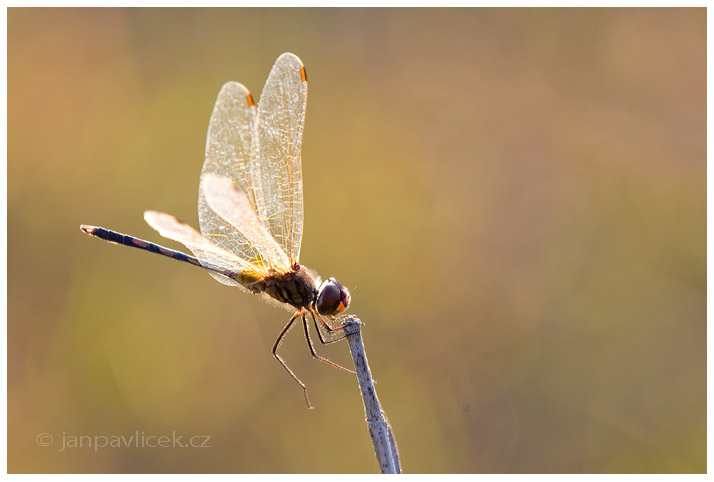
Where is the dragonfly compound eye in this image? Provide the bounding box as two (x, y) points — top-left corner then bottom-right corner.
(316, 278), (350, 316)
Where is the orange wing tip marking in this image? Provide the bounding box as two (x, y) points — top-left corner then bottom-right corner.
(300, 65), (307, 83)
(246, 92), (255, 107)
(79, 225), (96, 235)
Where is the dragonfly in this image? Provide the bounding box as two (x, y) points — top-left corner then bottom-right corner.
(80, 53), (354, 409)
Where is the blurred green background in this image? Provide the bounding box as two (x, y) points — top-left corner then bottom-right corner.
(8, 7), (705, 473)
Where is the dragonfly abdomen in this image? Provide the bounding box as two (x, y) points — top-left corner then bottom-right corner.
(80, 225), (202, 266)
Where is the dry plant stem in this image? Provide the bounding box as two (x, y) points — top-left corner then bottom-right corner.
(343, 316), (402, 474)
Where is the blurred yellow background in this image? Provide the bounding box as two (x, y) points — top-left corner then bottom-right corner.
(8, 7), (705, 473)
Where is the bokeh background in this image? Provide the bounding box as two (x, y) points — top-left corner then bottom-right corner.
(8, 8), (705, 473)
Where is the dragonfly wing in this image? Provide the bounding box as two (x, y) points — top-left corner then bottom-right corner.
(199, 81), (267, 272)
(200, 173), (291, 271)
(250, 52), (307, 265)
(144, 210), (263, 286)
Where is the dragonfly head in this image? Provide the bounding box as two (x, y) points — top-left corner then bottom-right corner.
(315, 277), (350, 317)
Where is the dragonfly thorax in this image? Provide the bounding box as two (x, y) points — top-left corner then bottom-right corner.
(260, 265), (319, 310)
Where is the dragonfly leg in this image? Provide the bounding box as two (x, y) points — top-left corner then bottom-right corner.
(310, 310), (347, 345)
(273, 311), (313, 409)
(314, 310), (347, 335)
(302, 314), (355, 375)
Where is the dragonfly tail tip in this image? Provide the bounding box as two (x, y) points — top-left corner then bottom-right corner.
(79, 225), (96, 235)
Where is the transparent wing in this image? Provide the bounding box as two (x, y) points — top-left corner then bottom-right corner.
(201, 173), (291, 271)
(199, 81), (266, 280)
(144, 210), (264, 286)
(250, 52), (307, 265)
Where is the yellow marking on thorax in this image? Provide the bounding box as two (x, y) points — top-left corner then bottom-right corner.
(236, 269), (263, 286)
